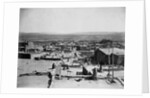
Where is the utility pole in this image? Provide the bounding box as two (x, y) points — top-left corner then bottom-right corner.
(112, 47), (114, 80)
(107, 44), (111, 78)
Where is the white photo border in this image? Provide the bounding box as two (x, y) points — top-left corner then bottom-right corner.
(1, 0), (144, 95)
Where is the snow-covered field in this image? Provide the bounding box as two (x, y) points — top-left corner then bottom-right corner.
(17, 59), (124, 88)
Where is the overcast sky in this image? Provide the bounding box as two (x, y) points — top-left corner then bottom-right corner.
(19, 8), (125, 34)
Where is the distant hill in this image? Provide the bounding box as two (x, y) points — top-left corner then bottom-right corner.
(19, 32), (125, 42)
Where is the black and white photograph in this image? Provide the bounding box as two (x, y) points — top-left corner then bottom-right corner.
(17, 8), (125, 89)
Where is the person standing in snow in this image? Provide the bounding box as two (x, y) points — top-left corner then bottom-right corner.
(47, 72), (52, 88)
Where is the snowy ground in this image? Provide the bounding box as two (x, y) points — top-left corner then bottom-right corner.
(17, 59), (124, 88)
